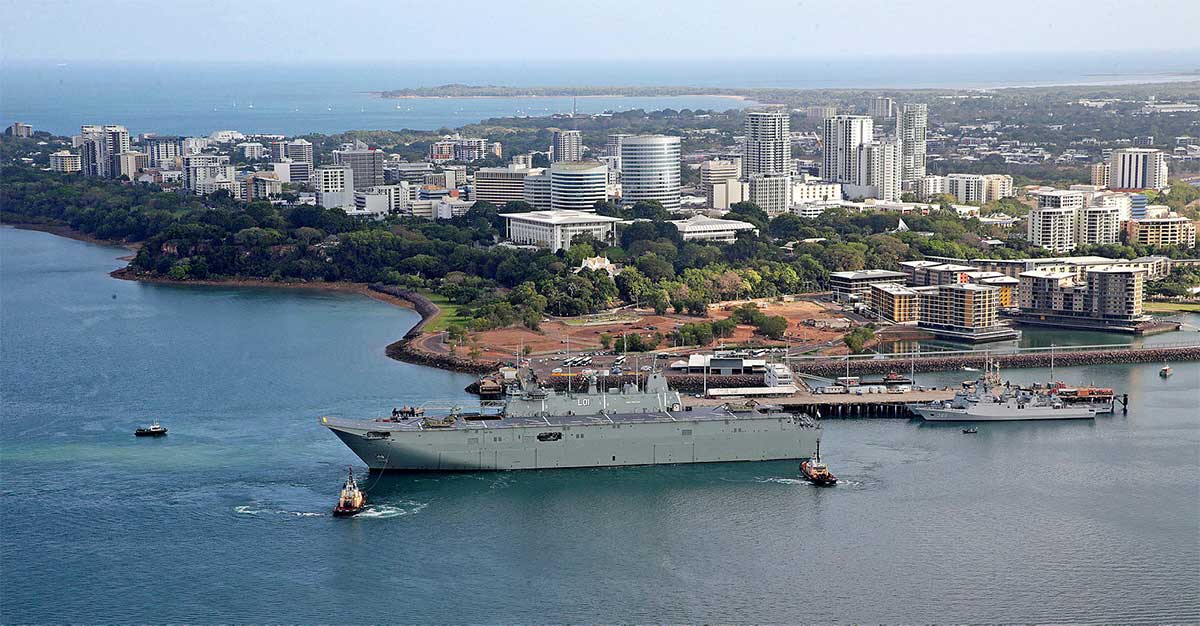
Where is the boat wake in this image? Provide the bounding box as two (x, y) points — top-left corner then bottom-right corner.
(758, 477), (808, 486)
(234, 505), (326, 517)
(355, 501), (427, 519)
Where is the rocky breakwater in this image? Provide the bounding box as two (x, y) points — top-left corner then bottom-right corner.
(792, 344), (1200, 378)
(372, 284), (499, 375)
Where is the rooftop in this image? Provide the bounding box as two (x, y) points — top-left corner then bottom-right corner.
(503, 210), (623, 225)
(829, 269), (907, 280)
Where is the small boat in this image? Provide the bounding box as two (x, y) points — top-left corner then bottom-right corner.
(800, 441), (837, 486)
(962, 427), (978, 434)
(332, 467), (367, 517)
(961, 365), (979, 372)
(1160, 365), (1173, 378)
(134, 421), (167, 437)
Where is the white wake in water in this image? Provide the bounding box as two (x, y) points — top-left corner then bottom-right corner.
(234, 505), (326, 517)
(355, 501), (427, 519)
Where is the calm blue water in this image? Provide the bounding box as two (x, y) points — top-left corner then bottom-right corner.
(2, 51), (1198, 136)
(2, 227), (1198, 622)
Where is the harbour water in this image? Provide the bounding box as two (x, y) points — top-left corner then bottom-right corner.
(1, 227), (1198, 622)
(3, 51), (1198, 136)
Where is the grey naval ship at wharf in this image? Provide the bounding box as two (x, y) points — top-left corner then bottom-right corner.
(321, 373), (821, 471)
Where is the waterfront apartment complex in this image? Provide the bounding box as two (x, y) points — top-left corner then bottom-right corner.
(1018, 266), (1148, 331)
(916, 283), (1016, 342)
(829, 269), (906, 302)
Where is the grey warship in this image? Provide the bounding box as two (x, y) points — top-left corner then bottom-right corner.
(321, 372), (821, 471)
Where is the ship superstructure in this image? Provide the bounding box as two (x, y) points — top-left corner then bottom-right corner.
(907, 360), (1099, 422)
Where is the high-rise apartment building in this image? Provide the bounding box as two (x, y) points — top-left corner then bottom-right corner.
(743, 109), (791, 177)
(870, 97), (895, 119)
(49, 150), (82, 173)
(822, 115), (873, 185)
(1078, 206), (1122, 245)
(313, 165), (355, 210)
(1028, 191), (1085, 252)
(80, 124), (130, 178)
(1090, 162), (1110, 188)
(1108, 148), (1168, 191)
(551, 129), (583, 163)
(182, 153), (234, 192)
(747, 173), (792, 216)
(897, 103), (928, 182)
(282, 139), (313, 165)
(857, 140), (902, 201)
(142, 136), (181, 168)
(619, 135), (681, 211)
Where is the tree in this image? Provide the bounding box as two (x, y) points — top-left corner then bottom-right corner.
(599, 333), (613, 349)
(755, 315), (788, 339)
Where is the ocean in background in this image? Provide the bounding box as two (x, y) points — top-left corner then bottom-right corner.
(2, 50), (1198, 136)
(1, 227), (1198, 622)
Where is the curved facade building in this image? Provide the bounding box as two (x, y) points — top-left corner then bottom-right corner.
(620, 135), (681, 211)
(549, 161), (608, 212)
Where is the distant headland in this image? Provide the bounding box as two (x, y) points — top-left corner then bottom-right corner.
(375, 84), (749, 99)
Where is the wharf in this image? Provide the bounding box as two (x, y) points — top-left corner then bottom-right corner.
(688, 387), (956, 418)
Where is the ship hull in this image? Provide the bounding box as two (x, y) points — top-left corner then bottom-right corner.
(909, 405), (1096, 421)
(326, 415), (820, 472)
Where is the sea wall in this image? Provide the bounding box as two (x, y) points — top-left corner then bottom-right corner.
(789, 345), (1200, 378)
(371, 284), (501, 375)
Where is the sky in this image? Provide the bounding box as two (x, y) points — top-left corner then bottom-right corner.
(2, 0), (1199, 64)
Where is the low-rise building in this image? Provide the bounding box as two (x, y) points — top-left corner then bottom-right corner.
(669, 215), (758, 243)
(503, 210), (622, 251)
(1126, 215), (1197, 247)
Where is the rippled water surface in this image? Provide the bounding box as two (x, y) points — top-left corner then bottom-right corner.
(2, 227), (1198, 622)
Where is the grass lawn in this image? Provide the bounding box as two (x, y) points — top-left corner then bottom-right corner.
(1144, 301), (1200, 313)
(420, 291), (471, 332)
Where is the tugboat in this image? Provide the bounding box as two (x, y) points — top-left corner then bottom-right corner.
(332, 467), (367, 517)
(1160, 364), (1173, 378)
(134, 420), (167, 437)
(800, 441), (838, 486)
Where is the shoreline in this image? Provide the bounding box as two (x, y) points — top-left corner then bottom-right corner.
(5, 221), (141, 252)
(108, 266), (418, 312)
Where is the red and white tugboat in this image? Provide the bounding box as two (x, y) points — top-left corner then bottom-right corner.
(332, 467), (367, 517)
(800, 440), (838, 486)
